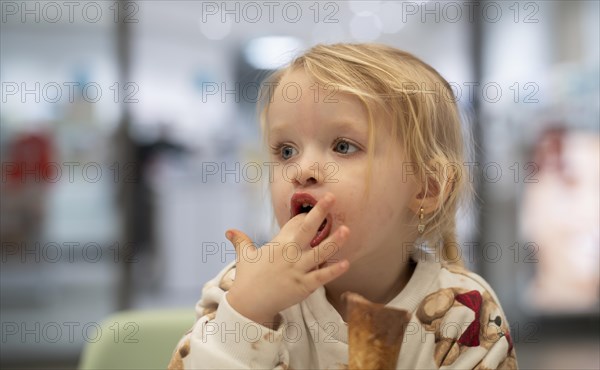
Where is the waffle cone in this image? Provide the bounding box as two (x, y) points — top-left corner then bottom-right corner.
(343, 292), (410, 370)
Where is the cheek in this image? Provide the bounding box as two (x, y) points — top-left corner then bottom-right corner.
(332, 211), (346, 225)
(374, 170), (416, 222)
(269, 183), (289, 227)
(336, 197), (397, 234)
(367, 182), (407, 223)
(371, 203), (401, 229)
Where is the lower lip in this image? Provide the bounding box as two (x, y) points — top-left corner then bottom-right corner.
(310, 215), (333, 248)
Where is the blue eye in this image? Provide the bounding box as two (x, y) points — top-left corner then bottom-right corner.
(281, 145), (297, 160)
(334, 139), (358, 154)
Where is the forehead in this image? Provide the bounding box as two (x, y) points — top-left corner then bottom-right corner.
(266, 69), (369, 131)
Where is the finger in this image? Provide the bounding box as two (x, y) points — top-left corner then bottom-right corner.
(225, 229), (257, 258)
(317, 225), (349, 265)
(304, 225), (349, 270)
(305, 259), (350, 291)
(295, 193), (335, 247)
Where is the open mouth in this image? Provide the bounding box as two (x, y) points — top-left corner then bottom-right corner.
(290, 193), (333, 248)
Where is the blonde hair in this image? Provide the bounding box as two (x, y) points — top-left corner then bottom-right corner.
(258, 43), (474, 264)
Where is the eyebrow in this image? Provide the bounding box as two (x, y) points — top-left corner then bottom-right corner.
(268, 119), (368, 137)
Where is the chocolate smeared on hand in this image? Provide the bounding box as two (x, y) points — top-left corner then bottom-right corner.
(343, 292), (411, 370)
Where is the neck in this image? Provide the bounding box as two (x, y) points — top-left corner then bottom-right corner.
(324, 245), (416, 321)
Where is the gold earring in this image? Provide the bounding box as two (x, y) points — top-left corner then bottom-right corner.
(418, 207), (425, 234)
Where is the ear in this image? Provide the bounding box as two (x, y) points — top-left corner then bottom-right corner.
(408, 160), (454, 215)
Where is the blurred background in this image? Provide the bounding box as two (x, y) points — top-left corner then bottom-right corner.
(1, 0), (598, 369)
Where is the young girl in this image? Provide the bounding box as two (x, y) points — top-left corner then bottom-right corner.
(169, 43), (518, 369)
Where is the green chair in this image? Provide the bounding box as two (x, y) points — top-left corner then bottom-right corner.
(79, 308), (196, 370)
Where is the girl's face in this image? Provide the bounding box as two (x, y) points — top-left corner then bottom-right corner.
(266, 70), (421, 266)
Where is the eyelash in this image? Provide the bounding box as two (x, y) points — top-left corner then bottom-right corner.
(269, 138), (361, 160)
(332, 138), (360, 155)
(269, 143), (296, 160)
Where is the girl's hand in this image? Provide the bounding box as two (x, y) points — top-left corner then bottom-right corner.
(225, 193), (350, 329)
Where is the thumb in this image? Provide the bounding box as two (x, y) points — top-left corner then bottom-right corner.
(225, 229), (256, 259)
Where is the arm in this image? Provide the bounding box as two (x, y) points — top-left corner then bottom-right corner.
(168, 263), (287, 370)
(169, 193), (351, 369)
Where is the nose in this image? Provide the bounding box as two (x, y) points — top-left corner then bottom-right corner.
(292, 154), (322, 187)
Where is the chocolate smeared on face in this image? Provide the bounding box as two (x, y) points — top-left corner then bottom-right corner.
(290, 193), (333, 247)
